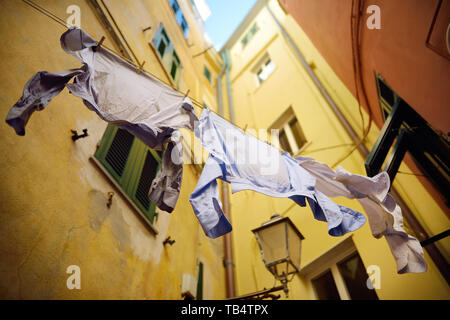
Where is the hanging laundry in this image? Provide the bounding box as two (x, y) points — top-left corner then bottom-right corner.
(189, 109), (367, 238)
(5, 27), (198, 213)
(295, 156), (427, 274)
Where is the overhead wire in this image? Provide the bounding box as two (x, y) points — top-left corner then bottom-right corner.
(21, 0), (381, 159)
(19, 0), (278, 145)
(331, 0), (374, 169)
(302, 143), (355, 155)
(22, 0), (69, 28)
(21, 0), (210, 111)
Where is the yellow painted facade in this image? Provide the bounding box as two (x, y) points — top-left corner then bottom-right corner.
(220, 0), (449, 300)
(0, 0), (225, 299)
(0, 0), (448, 300)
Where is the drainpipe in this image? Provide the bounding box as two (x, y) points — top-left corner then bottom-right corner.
(217, 50), (227, 115)
(217, 50), (236, 298)
(266, 3), (450, 283)
(223, 49), (236, 124)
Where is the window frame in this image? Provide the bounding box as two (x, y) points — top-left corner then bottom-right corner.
(153, 24), (182, 84)
(305, 246), (377, 300)
(241, 22), (259, 49)
(203, 66), (211, 83)
(270, 107), (308, 155)
(256, 58), (275, 84)
(93, 125), (162, 227)
(169, 0), (190, 38)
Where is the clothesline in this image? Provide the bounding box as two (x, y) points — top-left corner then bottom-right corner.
(20, 0), (433, 178)
(21, 1), (221, 114)
(5, 25), (428, 275)
(18, 0), (375, 159)
(22, 0), (206, 108)
(22, 0), (284, 150)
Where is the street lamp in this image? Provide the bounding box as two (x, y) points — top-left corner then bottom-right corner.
(252, 214), (304, 298)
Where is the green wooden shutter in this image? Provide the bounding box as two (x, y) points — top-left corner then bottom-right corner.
(127, 147), (162, 223)
(196, 262), (203, 300)
(94, 126), (138, 185)
(94, 125), (162, 223)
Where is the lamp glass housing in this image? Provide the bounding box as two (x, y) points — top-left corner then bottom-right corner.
(252, 216), (304, 280)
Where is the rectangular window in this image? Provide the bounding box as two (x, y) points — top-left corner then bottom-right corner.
(169, 0), (190, 38)
(373, 73), (449, 201)
(310, 251), (378, 300)
(312, 270), (341, 300)
(337, 253), (378, 300)
(375, 74), (399, 121)
(271, 107), (307, 155)
(94, 125), (162, 224)
(256, 59), (275, 84)
(241, 22), (259, 48)
(153, 24), (182, 82)
(203, 66), (211, 83)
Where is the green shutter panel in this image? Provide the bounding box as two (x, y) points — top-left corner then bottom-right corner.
(95, 126), (137, 184)
(127, 146), (162, 223)
(196, 262), (204, 300)
(136, 151), (159, 210)
(95, 126), (162, 224)
(105, 128), (134, 177)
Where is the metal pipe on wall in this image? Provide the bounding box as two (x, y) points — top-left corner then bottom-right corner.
(224, 49), (235, 124)
(217, 51), (236, 298)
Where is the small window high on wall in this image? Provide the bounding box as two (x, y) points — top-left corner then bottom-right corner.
(169, 0), (189, 38)
(270, 107), (307, 155)
(153, 24), (182, 83)
(256, 59), (275, 84)
(203, 66), (211, 83)
(241, 22), (259, 48)
(252, 53), (275, 85)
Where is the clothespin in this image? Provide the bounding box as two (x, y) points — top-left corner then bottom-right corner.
(137, 60), (146, 74)
(93, 36), (105, 52)
(243, 124), (248, 132)
(182, 89), (190, 101)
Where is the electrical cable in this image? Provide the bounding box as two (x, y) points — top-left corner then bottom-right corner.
(331, 0), (373, 169)
(19, 0), (280, 147)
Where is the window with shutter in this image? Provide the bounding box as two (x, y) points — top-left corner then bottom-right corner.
(105, 128), (134, 177)
(196, 262), (204, 300)
(169, 0), (190, 38)
(94, 125), (162, 224)
(153, 24), (182, 83)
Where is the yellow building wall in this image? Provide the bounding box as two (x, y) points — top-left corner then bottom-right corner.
(223, 0), (449, 300)
(0, 0), (225, 299)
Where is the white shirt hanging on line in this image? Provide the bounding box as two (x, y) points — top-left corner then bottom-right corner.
(295, 156), (427, 274)
(5, 27), (198, 213)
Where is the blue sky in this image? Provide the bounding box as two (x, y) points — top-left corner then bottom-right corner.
(204, 0), (258, 50)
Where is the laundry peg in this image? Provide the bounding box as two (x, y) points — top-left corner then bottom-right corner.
(137, 60), (146, 74)
(93, 36), (105, 52)
(243, 124), (248, 132)
(182, 89), (190, 101)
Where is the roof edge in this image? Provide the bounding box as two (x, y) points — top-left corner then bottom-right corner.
(219, 0), (268, 53)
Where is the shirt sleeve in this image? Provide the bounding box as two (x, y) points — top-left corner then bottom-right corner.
(189, 155), (232, 238)
(6, 69), (83, 135)
(148, 130), (183, 213)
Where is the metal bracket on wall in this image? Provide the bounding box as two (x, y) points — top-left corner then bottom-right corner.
(106, 191), (114, 208)
(71, 129), (89, 141)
